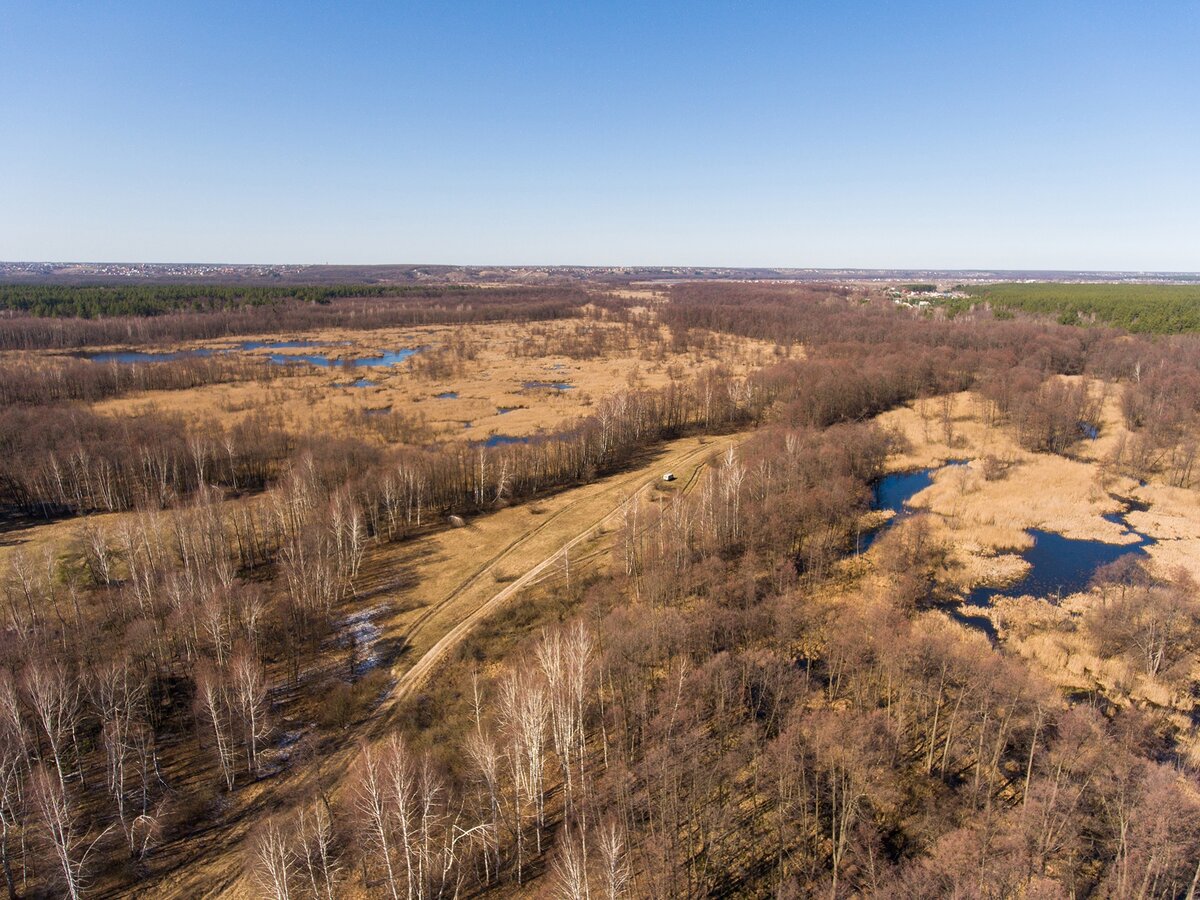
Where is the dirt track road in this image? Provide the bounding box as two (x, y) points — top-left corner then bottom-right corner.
(395, 479), (649, 701)
(389, 432), (741, 701)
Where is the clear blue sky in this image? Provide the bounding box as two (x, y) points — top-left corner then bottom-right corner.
(2, 1), (1197, 269)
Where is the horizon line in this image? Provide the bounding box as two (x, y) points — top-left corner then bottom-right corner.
(3, 261), (1200, 278)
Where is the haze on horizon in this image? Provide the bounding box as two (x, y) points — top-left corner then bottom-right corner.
(2, 1), (1197, 271)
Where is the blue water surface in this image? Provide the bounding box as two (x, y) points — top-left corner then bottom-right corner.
(857, 460), (968, 553)
(859, 461), (1155, 641)
(523, 381), (574, 391)
(482, 434), (531, 448)
(88, 342), (419, 368)
(89, 349), (216, 363)
(966, 502), (1154, 607)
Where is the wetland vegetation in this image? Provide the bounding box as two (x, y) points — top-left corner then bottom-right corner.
(2, 278), (1200, 897)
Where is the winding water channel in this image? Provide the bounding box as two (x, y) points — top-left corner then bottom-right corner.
(866, 461), (1156, 639)
(85, 341), (421, 368)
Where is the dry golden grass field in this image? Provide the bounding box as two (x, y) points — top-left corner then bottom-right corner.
(69, 319), (776, 445)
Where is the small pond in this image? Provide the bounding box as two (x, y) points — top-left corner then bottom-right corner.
(523, 381), (574, 391)
(872, 460), (969, 515)
(481, 434), (531, 448)
(859, 461), (1157, 641)
(435, 391), (459, 400)
(267, 348), (419, 368)
(965, 498), (1155, 608)
(334, 378), (378, 389)
(856, 459), (968, 553)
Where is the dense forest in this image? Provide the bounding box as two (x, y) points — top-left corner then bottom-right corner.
(1, 282), (1200, 897)
(0, 285), (591, 351)
(957, 282), (1200, 333)
(0, 284), (482, 318)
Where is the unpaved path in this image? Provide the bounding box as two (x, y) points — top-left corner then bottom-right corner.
(389, 432), (741, 701)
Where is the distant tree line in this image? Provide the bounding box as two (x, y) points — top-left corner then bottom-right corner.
(663, 282), (1200, 479)
(0, 283), (474, 318)
(957, 282), (1200, 333)
(0, 286), (592, 350)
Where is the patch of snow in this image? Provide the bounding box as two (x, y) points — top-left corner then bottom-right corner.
(338, 604), (389, 677)
(276, 729), (305, 751)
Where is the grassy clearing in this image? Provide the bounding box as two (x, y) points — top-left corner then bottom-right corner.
(74, 319), (775, 443)
(379, 433), (735, 699)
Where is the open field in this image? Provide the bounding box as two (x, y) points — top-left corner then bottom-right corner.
(49, 319), (775, 444)
(387, 432), (732, 701)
